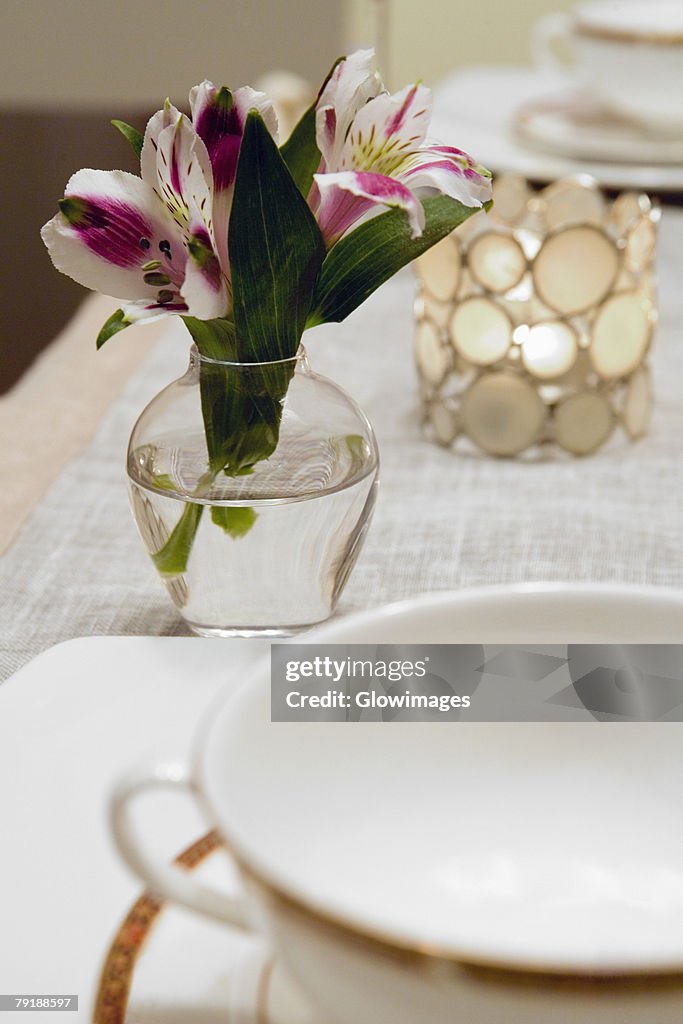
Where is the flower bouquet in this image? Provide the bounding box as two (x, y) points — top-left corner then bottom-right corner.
(42, 49), (491, 635)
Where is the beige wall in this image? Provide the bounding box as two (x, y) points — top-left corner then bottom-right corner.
(346, 0), (574, 89)
(1, 0), (342, 108)
(2, 1), (574, 108)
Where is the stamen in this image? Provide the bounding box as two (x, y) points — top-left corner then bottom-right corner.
(144, 271), (172, 286)
(157, 290), (175, 304)
(141, 259), (161, 271)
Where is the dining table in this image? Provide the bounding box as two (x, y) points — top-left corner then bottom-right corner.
(1, 65), (683, 1024)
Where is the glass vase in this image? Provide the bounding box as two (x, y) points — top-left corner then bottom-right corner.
(127, 346), (379, 637)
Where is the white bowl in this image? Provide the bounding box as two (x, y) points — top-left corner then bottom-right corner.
(112, 584), (683, 1024)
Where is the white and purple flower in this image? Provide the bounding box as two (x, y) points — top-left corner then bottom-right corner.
(310, 48), (492, 245)
(41, 84), (278, 324)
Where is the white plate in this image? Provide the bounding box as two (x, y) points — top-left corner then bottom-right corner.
(433, 66), (683, 192)
(514, 90), (683, 165)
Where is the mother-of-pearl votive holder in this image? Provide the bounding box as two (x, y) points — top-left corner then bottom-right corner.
(414, 174), (660, 457)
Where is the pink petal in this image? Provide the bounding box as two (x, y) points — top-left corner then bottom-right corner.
(315, 49), (381, 168)
(339, 83), (433, 175)
(190, 83), (242, 194)
(426, 144), (486, 172)
(152, 117), (214, 232)
(188, 81), (277, 277)
(41, 169), (186, 303)
(189, 82), (278, 192)
(150, 118), (230, 286)
(314, 170), (424, 244)
(140, 100), (183, 191)
(400, 149), (493, 208)
(121, 298), (188, 324)
(182, 223), (229, 319)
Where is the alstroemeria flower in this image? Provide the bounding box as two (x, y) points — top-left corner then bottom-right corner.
(41, 83), (277, 323)
(311, 49), (492, 246)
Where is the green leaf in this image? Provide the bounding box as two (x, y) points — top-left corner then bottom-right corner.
(308, 197), (491, 326)
(111, 119), (144, 158)
(150, 473), (177, 492)
(280, 105), (319, 198)
(198, 357), (294, 475)
(211, 505), (258, 538)
(229, 110), (326, 362)
(151, 503), (203, 576)
(182, 316), (238, 361)
(96, 308), (131, 349)
(182, 324), (294, 482)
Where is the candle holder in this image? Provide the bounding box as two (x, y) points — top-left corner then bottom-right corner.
(414, 175), (660, 457)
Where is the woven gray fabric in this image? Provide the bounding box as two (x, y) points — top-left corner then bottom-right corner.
(2, 212), (682, 681)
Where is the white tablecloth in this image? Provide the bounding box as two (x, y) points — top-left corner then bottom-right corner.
(2, 207), (682, 681)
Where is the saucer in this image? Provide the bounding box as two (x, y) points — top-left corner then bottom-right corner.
(433, 66), (683, 192)
(0, 636), (270, 1023)
(94, 832), (322, 1024)
(514, 90), (683, 165)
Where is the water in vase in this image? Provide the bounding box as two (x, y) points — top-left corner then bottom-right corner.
(128, 433), (378, 637)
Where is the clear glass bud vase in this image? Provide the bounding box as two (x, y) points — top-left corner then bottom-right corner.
(127, 346), (379, 637)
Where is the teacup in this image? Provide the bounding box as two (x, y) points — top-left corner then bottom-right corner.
(532, 1), (683, 130)
(111, 586), (683, 1024)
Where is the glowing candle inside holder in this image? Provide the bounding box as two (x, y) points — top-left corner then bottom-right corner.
(414, 175), (660, 457)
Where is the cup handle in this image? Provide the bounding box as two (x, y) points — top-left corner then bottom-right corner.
(531, 12), (575, 77)
(110, 760), (250, 929)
